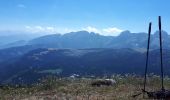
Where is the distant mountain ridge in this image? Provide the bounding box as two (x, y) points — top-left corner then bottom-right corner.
(27, 30), (170, 50)
(0, 30), (170, 50)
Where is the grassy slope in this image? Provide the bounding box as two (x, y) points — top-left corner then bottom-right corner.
(1, 75), (170, 100)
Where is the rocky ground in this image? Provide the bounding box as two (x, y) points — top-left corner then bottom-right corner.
(1, 75), (170, 100)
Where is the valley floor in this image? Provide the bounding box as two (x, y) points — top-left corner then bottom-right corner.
(1, 75), (170, 100)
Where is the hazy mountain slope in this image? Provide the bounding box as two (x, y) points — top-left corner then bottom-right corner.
(0, 45), (40, 63)
(1, 48), (170, 84)
(0, 31), (51, 49)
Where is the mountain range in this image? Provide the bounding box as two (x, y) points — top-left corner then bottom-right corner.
(0, 30), (170, 84)
(1, 30), (170, 50)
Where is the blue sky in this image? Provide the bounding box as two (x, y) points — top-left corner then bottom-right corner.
(0, 0), (170, 36)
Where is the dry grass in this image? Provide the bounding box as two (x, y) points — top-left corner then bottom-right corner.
(0, 75), (170, 100)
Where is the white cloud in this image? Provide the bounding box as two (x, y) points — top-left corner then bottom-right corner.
(62, 28), (78, 33)
(82, 26), (101, 33)
(35, 26), (44, 31)
(25, 26), (31, 29)
(25, 26), (57, 33)
(17, 4), (26, 8)
(102, 27), (123, 36)
(46, 27), (54, 31)
(82, 26), (123, 36)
